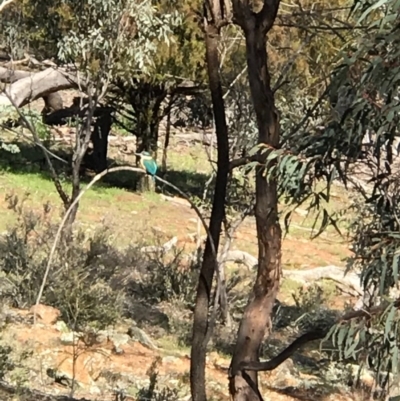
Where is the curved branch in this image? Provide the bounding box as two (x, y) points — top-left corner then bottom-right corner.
(238, 329), (326, 372)
(236, 298), (400, 374)
(257, 0), (281, 34)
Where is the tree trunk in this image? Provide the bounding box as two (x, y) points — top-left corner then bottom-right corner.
(66, 103), (96, 228)
(161, 107), (171, 173)
(229, 9), (281, 401)
(90, 110), (112, 173)
(190, 16), (230, 401)
(133, 89), (166, 192)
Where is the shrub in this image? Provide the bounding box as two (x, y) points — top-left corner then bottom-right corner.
(0, 193), (144, 330)
(136, 247), (199, 307)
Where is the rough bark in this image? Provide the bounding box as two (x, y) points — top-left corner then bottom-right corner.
(0, 67), (32, 83)
(66, 98), (99, 228)
(0, 67), (65, 113)
(190, 5), (230, 401)
(229, 2), (281, 401)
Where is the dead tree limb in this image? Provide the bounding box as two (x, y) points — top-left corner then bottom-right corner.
(0, 67), (80, 107)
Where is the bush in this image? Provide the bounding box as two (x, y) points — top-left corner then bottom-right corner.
(136, 247), (199, 307)
(0, 193), (144, 330)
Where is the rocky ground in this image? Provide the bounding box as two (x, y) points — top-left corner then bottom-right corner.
(0, 303), (376, 401)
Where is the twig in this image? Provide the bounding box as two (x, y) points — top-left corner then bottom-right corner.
(34, 166), (218, 323)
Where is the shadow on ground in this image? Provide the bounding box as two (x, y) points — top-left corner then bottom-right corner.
(0, 141), (210, 199)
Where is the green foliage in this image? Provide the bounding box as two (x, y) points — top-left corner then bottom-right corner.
(57, 0), (181, 77)
(326, 301), (400, 376)
(317, 0), (400, 387)
(0, 343), (13, 380)
(0, 105), (50, 140)
(139, 249), (198, 307)
(1, 0), (181, 74)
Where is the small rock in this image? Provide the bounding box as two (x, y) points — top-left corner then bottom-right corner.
(89, 385), (101, 395)
(54, 321), (69, 333)
(60, 332), (80, 345)
(107, 331), (130, 348)
(113, 346), (124, 355)
(30, 304), (61, 325)
(93, 329), (131, 348)
(94, 330), (109, 345)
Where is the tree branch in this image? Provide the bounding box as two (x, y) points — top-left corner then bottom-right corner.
(0, 67), (31, 83)
(236, 298), (400, 373)
(257, 0), (281, 34)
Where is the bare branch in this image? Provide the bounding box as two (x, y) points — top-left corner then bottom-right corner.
(0, 123), (69, 165)
(229, 154), (258, 170)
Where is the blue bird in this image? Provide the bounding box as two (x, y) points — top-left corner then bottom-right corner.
(135, 151), (158, 180)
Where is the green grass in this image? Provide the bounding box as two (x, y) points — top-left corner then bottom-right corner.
(166, 143), (212, 174)
(0, 132), (353, 269)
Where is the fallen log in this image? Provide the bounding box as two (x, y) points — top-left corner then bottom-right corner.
(0, 67), (80, 108)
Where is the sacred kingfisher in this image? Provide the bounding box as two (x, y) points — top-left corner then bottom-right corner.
(135, 151), (158, 180)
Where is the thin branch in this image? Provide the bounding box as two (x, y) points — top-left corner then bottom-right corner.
(272, 33), (316, 93)
(229, 154), (258, 170)
(0, 123), (69, 164)
(223, 64), (248, 100)
(34, 166), (218, 324)
(2, 91), (70, 207)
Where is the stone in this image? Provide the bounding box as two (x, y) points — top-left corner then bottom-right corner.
(54, 320), (69, 333)
(113, 346), (124, 355)
(60, 332), (80, 345)
(108, 332), (130, 348)
(30, 304), (60, 325)
(127, 326), (158, 350)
